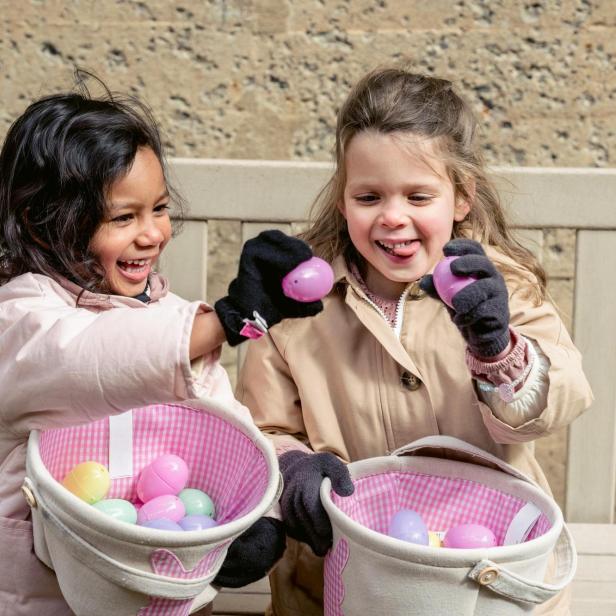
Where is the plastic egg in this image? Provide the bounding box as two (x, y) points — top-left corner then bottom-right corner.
(387, 509), (429, 545)
(62, 461), (110, 504)
(178, 488), (215, 518)
(136, 494), (186, 524)
(282, 257), (334, 302)
(92, 499), (138, 524)
(140, 518), (183, 531)
(443, 524), (497, 549)
(136, 454), (189, 503)
(428, 531), (443, 548)
(178, 514), (219, 532)
(432, 256), (477, 309)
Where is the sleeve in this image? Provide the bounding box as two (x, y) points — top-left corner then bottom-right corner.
(476, 337), (550, 427)
(0, 282), (219, 433)
(476, 283), (593, 444)
(236, 326), (312, 456)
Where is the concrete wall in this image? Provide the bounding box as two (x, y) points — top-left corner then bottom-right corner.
(2, 0), (614, 510)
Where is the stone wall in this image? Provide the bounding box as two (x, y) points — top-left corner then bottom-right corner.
(2, 0), (612, 509)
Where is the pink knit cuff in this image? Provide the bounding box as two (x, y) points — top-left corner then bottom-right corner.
(466, 327), (529, 387)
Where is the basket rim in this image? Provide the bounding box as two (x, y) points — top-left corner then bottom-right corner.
(25, 399), (280, 548)
(320, 454), (564, 565)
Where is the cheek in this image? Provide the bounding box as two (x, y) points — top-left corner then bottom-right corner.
(416, 209), (454, 243)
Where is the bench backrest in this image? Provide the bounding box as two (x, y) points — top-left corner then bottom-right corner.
(162, 159), (616, 524)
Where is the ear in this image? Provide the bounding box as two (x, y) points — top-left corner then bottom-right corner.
(453, 179), (475, 222)
(337, 199), (347, 219)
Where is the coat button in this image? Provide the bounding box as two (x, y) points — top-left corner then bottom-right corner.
(400, 371), (421, 391)
(477, 567), (499, 585)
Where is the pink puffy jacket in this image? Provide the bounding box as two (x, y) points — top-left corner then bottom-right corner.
(0, 272), (247, 615)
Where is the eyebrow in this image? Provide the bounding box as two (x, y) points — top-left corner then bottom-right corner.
(110, 190), (170, 209)
(347, 181), (441, 192)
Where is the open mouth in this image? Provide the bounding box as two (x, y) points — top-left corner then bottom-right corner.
(117, 258), (152, 281)
(375, 239), (419, 258)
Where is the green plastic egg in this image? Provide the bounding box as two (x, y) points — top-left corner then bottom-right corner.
(92, 498), (138, 524)
(178, 488), (215, 518)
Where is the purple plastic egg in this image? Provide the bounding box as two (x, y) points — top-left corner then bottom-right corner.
(443, 524), (497, 549)
(136, 494), (186, 524)
(140, 518), (183, 531)
(282, 257), (334, 303)
(387, 509), (429, 545)
(137, 454), (189, 503)
(178, 514), (219, 532)
(432, 256), (477, 309)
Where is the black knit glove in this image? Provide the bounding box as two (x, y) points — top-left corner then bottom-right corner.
(279, 450), (354, 557)
(215, 230), (323, 346)
(213, 516), (286, 588)
(420, 239), (511, 358)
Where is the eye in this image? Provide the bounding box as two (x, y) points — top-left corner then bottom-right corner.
(111, 213), (133, 224)
(355, 194), (380, 204)
(409, 194), (433, 205)
(154, 203), (170, 214)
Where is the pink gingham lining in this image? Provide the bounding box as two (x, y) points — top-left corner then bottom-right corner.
(137, 545), (229, 616)
(38, 403), (269, 525)
(330, 471), (551, 546)
(323, 538), (349, 616)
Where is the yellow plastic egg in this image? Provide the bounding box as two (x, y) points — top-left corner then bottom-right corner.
(62, 461), (110, 504)
(428, 531), (443, 548)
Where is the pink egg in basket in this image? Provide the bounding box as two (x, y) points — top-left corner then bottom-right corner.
(282, 257), (334, 302)
(432, 256), (477, 309)
(443, 524), (497, 549)
(137, 494), (186, 525)
(137, 454), (189, 503)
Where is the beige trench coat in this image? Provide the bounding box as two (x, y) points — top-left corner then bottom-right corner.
(237, 251), (593, 616)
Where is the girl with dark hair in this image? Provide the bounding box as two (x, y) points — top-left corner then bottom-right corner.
(0, 85), (321, 614)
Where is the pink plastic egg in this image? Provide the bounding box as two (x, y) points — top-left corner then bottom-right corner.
(387, 509), (429, 545)
(137, 454), (189, 503)
(136, 494), (186, 524)
(432, 256), (477, 309)
(282, 257), (334, 302)
(443, 524), (497, 549)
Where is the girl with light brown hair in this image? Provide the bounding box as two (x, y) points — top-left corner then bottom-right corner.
(237, 67), (592, 615)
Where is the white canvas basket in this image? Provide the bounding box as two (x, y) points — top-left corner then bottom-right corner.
(320, 436), (576, 616)
(23, 398), (281, 616)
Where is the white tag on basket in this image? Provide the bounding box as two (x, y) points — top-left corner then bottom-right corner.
(503, 502), (542, 545)
(108, 411), (134, 479)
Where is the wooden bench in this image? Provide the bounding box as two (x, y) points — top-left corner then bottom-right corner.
(161, 160), (616, 615)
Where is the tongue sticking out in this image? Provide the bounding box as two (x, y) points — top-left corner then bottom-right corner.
(379, 240), (418, 258)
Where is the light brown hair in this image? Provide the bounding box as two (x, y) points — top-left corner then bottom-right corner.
(301, 67), (546, 301)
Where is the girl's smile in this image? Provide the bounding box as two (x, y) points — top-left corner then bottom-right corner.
(89, 147), (171, 297)
(339, 131), (470, 300)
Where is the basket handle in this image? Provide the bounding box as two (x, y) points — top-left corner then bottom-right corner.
(391, 435), (539, 487)
(24, 478), (220, 600)
(468, 523), (577, 604)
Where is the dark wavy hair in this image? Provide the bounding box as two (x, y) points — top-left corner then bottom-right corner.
(0, 74), (182, 289)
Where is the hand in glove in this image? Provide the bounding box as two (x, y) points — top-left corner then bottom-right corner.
(279, 450), (354, 557)
(215, 230), (323, 346)
(420, 239), (511, 358)
(213, 516), (286, 588)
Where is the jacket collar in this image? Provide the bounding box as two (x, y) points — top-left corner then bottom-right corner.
(331, 254), (424, 301)
(53, 272), (170, 309)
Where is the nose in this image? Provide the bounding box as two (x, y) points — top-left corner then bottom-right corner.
(137, 217), (165, 246)
(380, 197), (410, 228)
